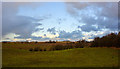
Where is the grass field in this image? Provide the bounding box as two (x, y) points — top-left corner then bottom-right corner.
(2, 43), (119, 67)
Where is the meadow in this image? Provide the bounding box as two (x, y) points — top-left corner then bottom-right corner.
(2, 42), (119, 67)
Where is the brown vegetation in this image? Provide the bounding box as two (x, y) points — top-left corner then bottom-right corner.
(2, 32), (120, 51)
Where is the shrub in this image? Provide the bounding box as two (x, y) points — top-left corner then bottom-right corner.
(53, 44), (64, 50)
(75, 43), (84, 48)
(39, 49), (42, 51)
(34, 47), (39, 51)
(29, 48), (33, 51)
(67, 43), (74, 49)
(35, 41), (38, 44)
(43, 49), (46, 51)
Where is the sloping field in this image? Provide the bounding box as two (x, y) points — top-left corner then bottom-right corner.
(2, 45), (119, 67)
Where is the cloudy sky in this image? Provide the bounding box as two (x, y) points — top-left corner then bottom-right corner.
(2, 2), (118, 41)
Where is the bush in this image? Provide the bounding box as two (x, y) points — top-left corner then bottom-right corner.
(29, 48), (33, 51)
(34, 47), (39, 51)
(39, 49), (42, 51)
(53, 44), (64, 50)
(67, 43), (74, 49)
(75, 43), (84, 48)
(43, 49), (46, 51)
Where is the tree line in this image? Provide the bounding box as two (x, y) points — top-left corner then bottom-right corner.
(91, 32), (120, 48)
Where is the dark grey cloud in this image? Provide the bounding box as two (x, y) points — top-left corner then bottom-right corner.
(31, 36), (42, 40)
(88, 30), (113, 39)
(66, 2), (118, 32)
(37, 23), (42, 25)
(14, 36), (42, 40)
(118, 2), (120, 31)
(35, 28), (44, 32)
(78, 25), (99, 32)
(2, 2), (46, 39)
(47, 27), (56, 35)
(2, 15), (41, 38)
(37, 37), (50, 41)
(58, 30), (83, 39)
(44, 34), (46, 36)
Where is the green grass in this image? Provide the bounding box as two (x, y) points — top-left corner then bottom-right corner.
(2, 47), (119, 67)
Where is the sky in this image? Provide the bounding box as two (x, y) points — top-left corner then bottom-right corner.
(2, 2), (118, 41)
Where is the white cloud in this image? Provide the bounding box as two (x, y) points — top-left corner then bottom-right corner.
(66, 2), (118, 32)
